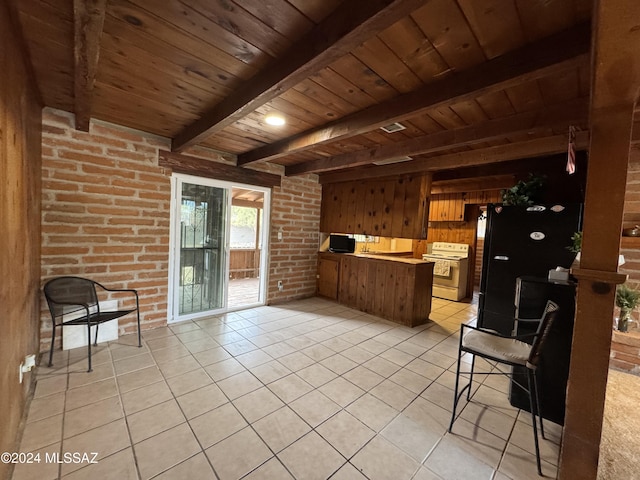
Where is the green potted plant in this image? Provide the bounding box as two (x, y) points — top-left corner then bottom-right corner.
(501, 174), (545, 206)
(615, 283), (640, 332)
(568, 231), (582, 255)
(567, 231), (582, 269)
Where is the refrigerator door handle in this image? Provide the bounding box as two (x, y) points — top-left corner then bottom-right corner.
(494, 255), (509, 261)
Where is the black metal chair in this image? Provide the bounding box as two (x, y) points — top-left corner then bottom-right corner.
(44, 276), (142, 372)
(448, 300), (559, 476)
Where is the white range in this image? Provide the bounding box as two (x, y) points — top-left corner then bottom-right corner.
(422, 242), (470, 301)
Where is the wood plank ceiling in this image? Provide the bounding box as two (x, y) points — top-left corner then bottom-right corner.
(13, 0), (593, 181)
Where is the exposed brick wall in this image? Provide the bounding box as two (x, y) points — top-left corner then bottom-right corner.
(41, 109), (172, 349)
(269, 175), (322, 303)
(40, 108), (321, 350)
(610, 331), (640, 374)
(612, 121), (640, 371)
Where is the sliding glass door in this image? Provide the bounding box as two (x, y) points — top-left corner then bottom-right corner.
(169, 174), (270, 323)
(178, 182), (227, 315)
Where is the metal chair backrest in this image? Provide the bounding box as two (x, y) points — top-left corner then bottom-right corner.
(526, 300), (560, 369)
(44, 276), (100, 317)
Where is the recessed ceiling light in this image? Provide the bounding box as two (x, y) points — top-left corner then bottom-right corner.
(265, 114), (285, 126)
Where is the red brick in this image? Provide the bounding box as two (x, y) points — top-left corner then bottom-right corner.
(92, 246), (143, 254)
(42, 224), (80, 234)
(86, 206), (140, 217)
(44, 213), (104, 224)
(611, 351), (640, 364)
(42, 203), (86, 214)
(83, 226), (135, 235)
(46, 138), (104, 154)
(42, 246), (90, 255)
(612, 344), (640, 358)
(82, 163), (136, 178)
(82, 185), (137, 197)
(49, 235), (109, 244)
(82, 255), (136, 263)
(58, 150), (115, 167)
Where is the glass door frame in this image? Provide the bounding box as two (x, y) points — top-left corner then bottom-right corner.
(167, 173), (271, 324)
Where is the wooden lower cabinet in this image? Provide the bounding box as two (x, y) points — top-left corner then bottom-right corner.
(317, 254), (340, 300)
(318, 253), (434, 327)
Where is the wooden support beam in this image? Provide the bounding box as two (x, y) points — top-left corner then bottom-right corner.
(318, 132), (590, 184)
(73, 0), (106, 132)
(431, 154), (576, 183)
(171, 0), (428, 152)
(239, 23), (590, 166)
(286, 98), (588, 175)
(559, 1), (640, 478)
(4, 2), (43, 107)
(158, 150), (281, 188)
(431, 175), (516, 194)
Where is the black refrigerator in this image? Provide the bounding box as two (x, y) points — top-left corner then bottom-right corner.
(478, 203), (582, 335)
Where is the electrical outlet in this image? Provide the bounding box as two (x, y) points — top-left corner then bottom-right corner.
(277, 280), (283, 291)
(19, 354), (37, 383)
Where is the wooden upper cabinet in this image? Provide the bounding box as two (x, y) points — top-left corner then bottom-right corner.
(320, 173), (432, 239)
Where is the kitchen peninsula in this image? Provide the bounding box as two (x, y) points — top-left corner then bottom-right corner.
(317, 252), (434, 327)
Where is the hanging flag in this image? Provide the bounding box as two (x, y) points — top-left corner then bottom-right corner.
(566, 125), (576, 175)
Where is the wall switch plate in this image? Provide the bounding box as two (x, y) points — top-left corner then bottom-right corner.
(277, 280), (283, 291)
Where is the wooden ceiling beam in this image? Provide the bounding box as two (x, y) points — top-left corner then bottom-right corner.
(286, 98), (588, 175)
(431, 153), (575, 183)
(73, 0), (106, 132)
(318, 131), (590, 183)
(239, 22), (591, 166)
(158, 150), (281, 188)
(171, 0), (428, 152)
(431, 175), (516, 194)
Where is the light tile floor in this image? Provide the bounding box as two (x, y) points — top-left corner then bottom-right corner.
(11, 296), (562, 480)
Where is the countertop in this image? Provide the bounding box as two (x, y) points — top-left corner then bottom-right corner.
(320, 251), (433, 265)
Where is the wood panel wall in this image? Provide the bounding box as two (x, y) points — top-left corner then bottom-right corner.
(0, 4), (43, 478)
(320, 173), (431, 238)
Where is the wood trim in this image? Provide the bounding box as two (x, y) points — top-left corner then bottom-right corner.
(73, 0), (106, 132)
(158, 150), (281, 188)
(171, 0), (427, 152)
(239, 23), (591, 166)
(286, 98), (589, 175)
(569, 268), (627, 285)
(318, 131), (590, 183)
(231, 198), (264, 209)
